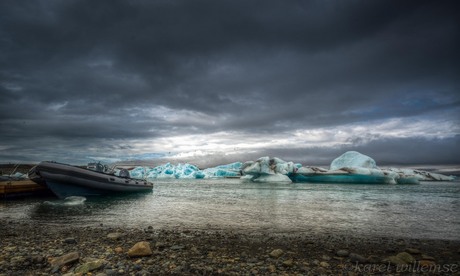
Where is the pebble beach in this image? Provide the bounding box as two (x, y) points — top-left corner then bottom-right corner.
(1, 219), (459, 276)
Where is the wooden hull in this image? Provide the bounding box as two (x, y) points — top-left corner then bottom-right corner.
(36, 161), (153, 198)
(0, 179), (51, 198)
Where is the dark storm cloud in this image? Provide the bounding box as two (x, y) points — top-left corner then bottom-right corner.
(1, 0), (459, 164)
(260, 135), (460, 166)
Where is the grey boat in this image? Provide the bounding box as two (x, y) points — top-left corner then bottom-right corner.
(31, 161), (153, 198)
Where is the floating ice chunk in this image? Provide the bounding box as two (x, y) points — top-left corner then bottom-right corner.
(296, 166), (329, 174)
(383, 168), (454, 182)
(340, 167), (386, 177)
(243, 160), (263, 175)
(275, 158), (296, 175)
(174, 163), (200, 178)
(127, 162), (242, 179)
(418, 171), (455, 181)
(202, 168), (240, 178)
(330, 151), (378, 170)
(257, 156), (272, 174)
(242, 156), (296, 176)
(144, 163), (202, 179)
(292, 151), (453, 184)
(292, 151), (396, 184)
(129, 167), (147, 179)
(242, 157), (295, 183)
(44, 196), (86, 206)
(1, 172), (28, 180)
(202, 162), (242, 178)
(214, 162), (243, 171)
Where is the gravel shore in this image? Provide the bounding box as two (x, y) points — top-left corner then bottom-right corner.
(1, 219), (459, 275)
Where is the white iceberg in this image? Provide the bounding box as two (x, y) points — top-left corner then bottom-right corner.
(383, 167), (455, 182)
(330, 151), (378, 170)
(241, 156), (295, 183)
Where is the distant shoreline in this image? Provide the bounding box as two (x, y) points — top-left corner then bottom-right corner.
(1, 162), (460, 177)
(0, 164), (36, 175)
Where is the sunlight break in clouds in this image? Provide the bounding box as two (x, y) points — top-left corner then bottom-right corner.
(126, 117), (458, 162)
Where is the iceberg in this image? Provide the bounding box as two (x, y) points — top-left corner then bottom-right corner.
(292, 151), (454, 184)
(140, 163), (204, 179)
(382, 167), (455, 182)
(107, 151), (455, 184)
(330, 151), (378, 170)
(292, 151), (397, 184)
(202, 162), (242, 178)
(241, 156), (295, 183)
(122, 162), (241, 180)
(0, 171), (28, 181)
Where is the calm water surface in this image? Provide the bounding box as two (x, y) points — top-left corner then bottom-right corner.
(1, 179), (459, 240)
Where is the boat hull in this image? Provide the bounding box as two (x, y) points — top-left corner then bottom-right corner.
(36, 161), (153, 198)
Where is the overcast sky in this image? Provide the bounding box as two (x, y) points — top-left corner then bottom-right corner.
(1, 0), (459, 167)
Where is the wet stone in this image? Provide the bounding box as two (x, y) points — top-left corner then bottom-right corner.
(319, 261), (330, 268)
(63, 237), (77, 244)
(386, 255), (407, 266)
(336, 250), (350, 257)
(396, 252), (415, 264)
(349, 253), (368, 264)
(74, 259), (107, 274)
(421, 254), (436, 261)
(405, 248), (421, 255)
(49, 251), (80, 271)
(107, 232), (123, 240)
(170, 245), (185, 250)
(269, 249), (284, 258)
(128, 241), (153, 257)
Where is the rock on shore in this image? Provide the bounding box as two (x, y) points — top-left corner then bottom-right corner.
(1, 220), (459, 275)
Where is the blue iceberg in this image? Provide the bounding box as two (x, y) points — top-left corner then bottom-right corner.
(202, 162), (242, 178)
(292, 151), (396, 184)
(123, 162), (242, 180)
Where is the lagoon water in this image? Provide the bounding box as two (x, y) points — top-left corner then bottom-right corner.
(1, 179), (459, 240)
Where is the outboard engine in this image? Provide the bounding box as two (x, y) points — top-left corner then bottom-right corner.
(96, 162), (104, 172)
(119, 168), (130, 178)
